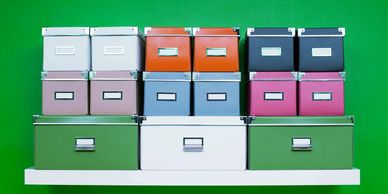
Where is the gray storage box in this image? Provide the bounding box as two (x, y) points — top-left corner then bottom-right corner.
(90, 27), (145, 71)
(42, 27), (90, 71)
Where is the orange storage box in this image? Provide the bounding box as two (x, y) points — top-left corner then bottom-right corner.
(193, 27), (240, 72)
(145, 27), (192, 72)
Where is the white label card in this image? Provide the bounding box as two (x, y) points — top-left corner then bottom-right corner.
(206, 48), (227, 56)
(76, 138), (94, 145)
(184, 138), (203, 145)
(103, 92), (122, 100)
(293, 138), (311, 146)
(313, 92), (332, 101)
(312, 48), (332, 57)
(55, 92), (74, 100)
(264, 92), (284, 100)
(207, 93), (227, 101)
(157, 93), (176, 101)
(261, 47), (282, 56)
(104, 46), (125, 55)
(55, 46), (75, 55)
(158, 48), (178, 56)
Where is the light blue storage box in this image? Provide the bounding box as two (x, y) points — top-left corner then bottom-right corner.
(143, 72), (191, 116)
(193, 72), (241, 116)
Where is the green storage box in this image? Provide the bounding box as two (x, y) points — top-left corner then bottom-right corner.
(248, 116), (354, 170)
(34, 115), (139, 170)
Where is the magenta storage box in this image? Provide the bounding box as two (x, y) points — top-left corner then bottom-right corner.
(249, 72), (297, 116)
(90, 71), (139, 115)
(42, 71), (89, 115)
(298, 72), (345, 116)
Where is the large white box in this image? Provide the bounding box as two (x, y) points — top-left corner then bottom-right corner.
(42, 27), (90, 71)
(90, 27), (145, 71)
(140, 116), (246, 170)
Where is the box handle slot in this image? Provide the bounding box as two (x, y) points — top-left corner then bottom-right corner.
(264, 92), (284, 101)
(157, 92), (177, 101)
(104, 46), (125, 55)
(54, 92), (74, 100)
(206, 48), (226, 57)
(75, 138), (95, 152)
(261, 47), (282, 56)
(183, 137), (203, 152)
(158, 48), (178, 56)
(207, 93), (227, 101)
(55, 46), (75, 55)
(313, 92), (332, 101)
(292, 137), (312, 151)
(312, 48), (332, 57)
(103, 91), (123, 100)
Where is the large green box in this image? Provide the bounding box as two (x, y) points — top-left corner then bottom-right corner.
(248, 116), (354, 170)
(34, 115), (139, 170)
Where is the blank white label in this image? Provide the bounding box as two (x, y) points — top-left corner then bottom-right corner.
(184, 138), (203, 145)
(293, 138), (311, 145)
(261, 47), (282, 56)
(264, 92), (284, 100)
(103, 92), (122, 100)
(104, 46), (125, 55)
(55, 92), (74, 100)
(206, 48), (227, 56)
(313, 92), (332, 101)
(157, 93), (176, 101)
(312, 48), (332, 57)
(158, 48), (178, 56)
(76, 138), (94, 145)
(55, 46), (75, 55)
(207, 93), (227, 101)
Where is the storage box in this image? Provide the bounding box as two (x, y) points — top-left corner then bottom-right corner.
(90, 71), (139, 115)
(42, 71), (88, 115)
(34, 115), (139, 170)
(90, 27), (144, 71)
(143, 72), (191, 116)
(193, 72), (240, 116)
(141, 116), (246, 170)
(246, 28), (295, 71)
(249, 72), (297, 116)
(144, 27), (192, 72)
(193, 27), (240, 72)
(248, 116), (354, 170)
(298, 28), (345, 72)
(42, 27), (90, 71)
(299, 72), (345, 116)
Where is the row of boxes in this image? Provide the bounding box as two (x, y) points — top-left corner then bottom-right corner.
(249, 72), (345, 116)
(33, 115), (354, 170)
(42, 72), (241, 116)
(43, 27), (345, 72)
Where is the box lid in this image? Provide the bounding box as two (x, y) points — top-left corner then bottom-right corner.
(193, 27), (240, 37)
(41, 71), (88, 80)
(298, 28), (345, 37)
(247, 28), (295, 37)
(33, 115), (138, 125)
(141, 116), (245, 126)
(89, 71), (138, 80)
(90, 26), (141, 36)
(193, 72), (241, 82)
(298, 72), (345, 81)
(250, 72), (297, 81)
(143, 72), (191, 81)
(42, 27), (90, 36)
(248, 116), (354, 126)
(144, 27), (192, 36)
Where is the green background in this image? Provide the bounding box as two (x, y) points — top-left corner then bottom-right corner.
(1, 0), (387, 193)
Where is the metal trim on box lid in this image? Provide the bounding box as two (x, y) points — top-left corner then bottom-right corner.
(193, 27), (240, 37)
(41, 71), (89, 81)
(193, 72), (241, 82)
(298, 72), (346, 82)
(298, 28), (345, 37)
(89, 71), (138, 81)
(143, 72), (192, 82)
(247, 27), (296, 37)
(42, 27), (90, 36)
(90, 27), (144, 40)
(144, 27), (192, 37)
(249, 72), (298, 81)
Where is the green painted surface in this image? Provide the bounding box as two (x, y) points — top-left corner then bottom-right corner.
(34, 116), (138, 170)
(1, 0), (388, 193)
(249, 117), (353, 169)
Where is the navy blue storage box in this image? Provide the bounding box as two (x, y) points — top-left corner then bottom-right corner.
(246, 28), (295, 71)
(143, 72), (191, 116)
(193, 72), (240, 116)
(298, 28), (345, 72)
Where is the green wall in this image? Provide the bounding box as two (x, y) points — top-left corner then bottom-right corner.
(1, 0), (388, 193)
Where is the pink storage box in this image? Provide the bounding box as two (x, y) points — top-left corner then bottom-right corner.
(298, 72), (345, 116)
(42, 71), (89, 115)
(90, 71), (139, 115)
(249, 72), (297, 116)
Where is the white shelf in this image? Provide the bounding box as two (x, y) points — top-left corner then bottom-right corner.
(25, 168), (360, 186)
